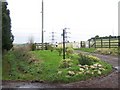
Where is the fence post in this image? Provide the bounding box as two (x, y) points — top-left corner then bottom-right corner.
(101, 37), (102, 48)
(89, 40), (90, 48)
(81, 41), (82, 48)
(118, 36), (120, 48)
(94, 37), (96, 48)
(109, 36), (111, 48)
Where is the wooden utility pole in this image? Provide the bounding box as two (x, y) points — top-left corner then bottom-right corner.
(41, 0), (44, 50)
(63, 29), (65, 59)
(62, 28), (70, 59)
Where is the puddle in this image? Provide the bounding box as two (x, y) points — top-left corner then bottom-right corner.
(18, 83), (57, 88)
(19, 85), (39, 88)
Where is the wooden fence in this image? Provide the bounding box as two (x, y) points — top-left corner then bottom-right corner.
(35, 43), (49, 50)
(80, 41), (86, 48)
(88, 36), (120, 48)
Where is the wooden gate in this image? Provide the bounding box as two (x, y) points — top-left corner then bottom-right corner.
(88, 36), (120, 48)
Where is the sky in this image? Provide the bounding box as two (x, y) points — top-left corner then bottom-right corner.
(7, 0), (119, 44)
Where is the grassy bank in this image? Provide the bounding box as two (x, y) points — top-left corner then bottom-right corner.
(74, 48), (118, 56)
(74, 48), (96, 53)
(2, 50), (112, 83)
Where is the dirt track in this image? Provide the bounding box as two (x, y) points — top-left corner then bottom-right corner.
(2, 51), (119, 89)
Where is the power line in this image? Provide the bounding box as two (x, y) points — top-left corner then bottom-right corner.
(49, 32), (56, 45)
(61, 28), (70, 42)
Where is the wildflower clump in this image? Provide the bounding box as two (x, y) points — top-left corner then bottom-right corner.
(59, 59), (73, 68)
(78, 53), (101, 65)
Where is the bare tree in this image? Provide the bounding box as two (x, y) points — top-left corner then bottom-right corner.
(28, 35), (36, 51)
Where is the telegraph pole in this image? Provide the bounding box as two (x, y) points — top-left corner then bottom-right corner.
(63, 29), (65, 59)
(41, 0), (44, 50)
(62, 28), (70, 59)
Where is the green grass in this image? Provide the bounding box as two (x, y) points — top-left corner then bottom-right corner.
(31, 50), (62, 82)
(74, 48), (96, 53)
(74, 47), (118, 56)
(2, 50), (112, 83)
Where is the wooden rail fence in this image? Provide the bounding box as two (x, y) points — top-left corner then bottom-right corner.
(35, 43), (49, 50)
(88, 36), (120, 48)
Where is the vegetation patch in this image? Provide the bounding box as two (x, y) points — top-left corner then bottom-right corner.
(74, 48), (96, 53)
(3, 50), (112, 83)
(74, 48), (118, 56)
(94, 48), (118, 56)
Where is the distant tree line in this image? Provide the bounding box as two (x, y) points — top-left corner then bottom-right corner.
(2, 2), (14, 51)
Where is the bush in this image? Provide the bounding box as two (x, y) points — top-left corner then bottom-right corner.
(45, 44), (54, 51)
(59, 59), (73, 68)
(56, 47), (63, 56)
(78, 53), (93, 65)
(87, 55), (100, 62)
(13, 46), (28, 59)
(78, 53), (100, 65)
(31, 43), (36, 51)
(66, 47), (74, 58)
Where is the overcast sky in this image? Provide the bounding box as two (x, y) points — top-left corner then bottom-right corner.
(7, 0), (119, 44)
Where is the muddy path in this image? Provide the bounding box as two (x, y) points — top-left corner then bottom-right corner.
(2, 51), (119, 88)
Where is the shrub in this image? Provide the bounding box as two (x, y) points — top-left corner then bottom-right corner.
(66, 47), (74, 58)
(56, 47), (63, 56)
(46, 44), (54, 51)
(78, 53), (95, 65)
(13, 46), (28, 59)
(31, 43), (36, 51)
(59, 59), (73, 68)
(87, 55), (100, 62)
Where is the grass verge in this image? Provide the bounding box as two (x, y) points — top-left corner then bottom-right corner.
(2, 50), (112, 83)
(74, 48), (96, 53)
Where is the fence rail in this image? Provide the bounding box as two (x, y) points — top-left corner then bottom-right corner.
(35, 43), (49, 50)
(88, 36), (120, 48)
